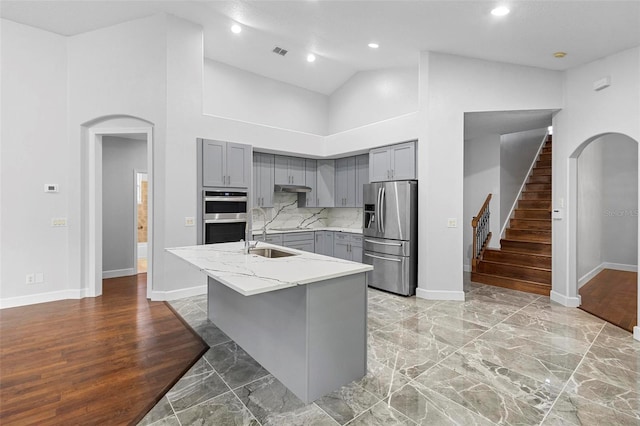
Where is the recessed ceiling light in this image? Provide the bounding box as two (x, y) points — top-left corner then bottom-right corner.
(554, 51), (567, 58)
(231, 24), (242, 34)
(491, 6), (510, 16)
(307, 53), (316, 63)
(368, 43), (379, 49)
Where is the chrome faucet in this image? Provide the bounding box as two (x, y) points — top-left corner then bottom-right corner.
(245, 206), (267, 253)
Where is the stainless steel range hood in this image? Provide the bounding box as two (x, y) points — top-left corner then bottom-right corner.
(274, 184), (311, 193)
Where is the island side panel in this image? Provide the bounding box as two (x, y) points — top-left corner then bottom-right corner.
(207, 277), (309, 399)
(306, 272), (368, 401)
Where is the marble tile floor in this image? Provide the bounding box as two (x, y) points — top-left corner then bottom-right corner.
(139, 275), (640, 425)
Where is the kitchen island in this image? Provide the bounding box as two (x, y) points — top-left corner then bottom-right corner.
(167, 241), (372, 403)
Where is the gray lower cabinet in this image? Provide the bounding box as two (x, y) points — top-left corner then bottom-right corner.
(201, 139), (251, 188)
(369, 141), (416, 182)
(283, 232), (315, 253)
(256, 233), (283, 245)
(333, 233), (363, 262)
(253, 152), (274, 208)
(314, 231), (334, 256)
(275, 155), (305, 185)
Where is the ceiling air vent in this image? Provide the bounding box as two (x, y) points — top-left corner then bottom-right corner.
(272, 47), (288, 56)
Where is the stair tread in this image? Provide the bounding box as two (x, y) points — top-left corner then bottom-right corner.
(471, 272), (552, 287)
(508, 228), (551, 232)
(478, 259), (551, 272)
(501, 238), (551, 245)
(485, 248), (551, 258)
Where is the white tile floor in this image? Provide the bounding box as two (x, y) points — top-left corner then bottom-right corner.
(139, 275), (640, 425)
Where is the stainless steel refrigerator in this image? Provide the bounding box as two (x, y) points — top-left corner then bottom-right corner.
(362, 181), (418, 296)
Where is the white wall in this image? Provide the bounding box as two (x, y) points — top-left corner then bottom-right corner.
(602, 134), (638, 266)
(552, 46), (640, 306)
(577, 141), (603, 279)
(204, 59), (329, 135)
(102, 136), (147, 275)
(500, 128), (548, 230)
(0, 20), (69, 305)
(418, 52), (563, 301)
(328, 67), (418, 135)
(463, 134), (501, 270)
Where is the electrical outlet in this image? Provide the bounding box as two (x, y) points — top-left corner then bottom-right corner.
(51, 218), (67, 227)
(185, 217), (195, 227)
(447, 218), (457, 228)
(36, 272), (44, 283)
(26, 273), (35, 284)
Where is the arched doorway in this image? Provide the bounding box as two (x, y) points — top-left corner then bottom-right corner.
(82, 115), (154, 299)
(568, 132), (639, 333)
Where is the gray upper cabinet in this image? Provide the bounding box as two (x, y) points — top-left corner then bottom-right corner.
(369, 141), (416, 182)
(275, 156), (305, 185)
(202, 139), (251, 188)
(335, 157), (356, 207)
(355, 154), (369, 207)
(253, 152), (274, 208)
(299, 159), (318, 207)
(316, 159), (335, 207)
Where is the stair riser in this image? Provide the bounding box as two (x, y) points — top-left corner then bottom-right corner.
(477, 262), (551, 284)
(539, 153), (551, 160)
(542, 148), (552, 154)
(526, 183), (552, 191)
(521, 191), (552, 200)
(471, 273), (551, 296)
(482, 250), (551, 268)
(518, 200), (551, 209)
(513, 210), (551, 220)
(509, 219), (551, 230)
(528, 175), (552, 184)
(532, 167), (552, 176)
(506, 229), (551, 242)
(537, 160), (552, 168)
(501, 239), (551, 255)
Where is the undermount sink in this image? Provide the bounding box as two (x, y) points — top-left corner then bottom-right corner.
(249, 248), (299, 258)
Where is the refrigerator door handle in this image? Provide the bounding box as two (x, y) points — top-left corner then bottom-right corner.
(365, 253), (402, 262)
(364, 239), (402, 246)
(380, 186), (385, 233)
(376, 187), (382, 233)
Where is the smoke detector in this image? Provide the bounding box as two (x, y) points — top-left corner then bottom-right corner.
(272, 47), (288, 56)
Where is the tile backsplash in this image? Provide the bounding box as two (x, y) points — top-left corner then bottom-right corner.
(251, 193), (362, 230)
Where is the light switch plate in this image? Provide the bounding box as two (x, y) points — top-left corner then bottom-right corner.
(185, 217), (195, 227)
(447, 218), (457, 228)
(51, 218), (67, 227)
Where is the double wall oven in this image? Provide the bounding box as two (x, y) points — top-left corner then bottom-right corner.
(202, 190), (247, 244)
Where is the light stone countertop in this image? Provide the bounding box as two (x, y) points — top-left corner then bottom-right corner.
(167, 241), (372, 297)
(252, 227), (363, 235)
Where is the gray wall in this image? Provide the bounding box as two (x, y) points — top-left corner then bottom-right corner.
(602, 134), (638, 266)
(463, 134), (501, 270)
(102, 136), (147, 275)
(577, 133), (638, 282)
(500, 128), (547, 230)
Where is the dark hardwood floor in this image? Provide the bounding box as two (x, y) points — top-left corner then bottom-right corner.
(0, 274), (208, 425)
(579, 268), (637, 333)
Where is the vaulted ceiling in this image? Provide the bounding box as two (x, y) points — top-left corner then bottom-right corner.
(2, 1), (639, 95)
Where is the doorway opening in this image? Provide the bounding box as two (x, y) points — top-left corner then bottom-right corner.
(573, 133), (638, 332)
(135, 171), (148, 274)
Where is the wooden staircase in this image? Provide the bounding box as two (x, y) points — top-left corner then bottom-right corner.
(471, 135), (552, 296)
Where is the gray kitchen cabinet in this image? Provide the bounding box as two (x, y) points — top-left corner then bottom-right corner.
(275, 156), (305, 185)
(369, 141), (416, 182)
(253, 152), (274, 208)
(314, 231), (334, 256)
(355, 154), (369, 207)
(335, 157), (356, 207)
(202, 139), (251, 188)
(255, 233), (283, 245)
(283, 232), (315, 253)
(333, 233), (363, 262)
(316, 159), (335, 207)
(298, 159), (318, 208)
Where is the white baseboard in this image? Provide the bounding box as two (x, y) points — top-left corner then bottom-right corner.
(550, 290), (581, 307)
(150, 285), (207, 301)
(634, 326), (640, 342)
(579, 262), (637, 288)
(103, 268), (136, 279)
(463, 264), (472, 273)
(0, 288), (89, 309)
(416, 288), (465, 301)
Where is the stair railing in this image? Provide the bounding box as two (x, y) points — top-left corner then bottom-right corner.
(472, 193), (492, 272)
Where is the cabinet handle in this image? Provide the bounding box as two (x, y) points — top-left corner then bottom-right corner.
(317, 197), (319, 206)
